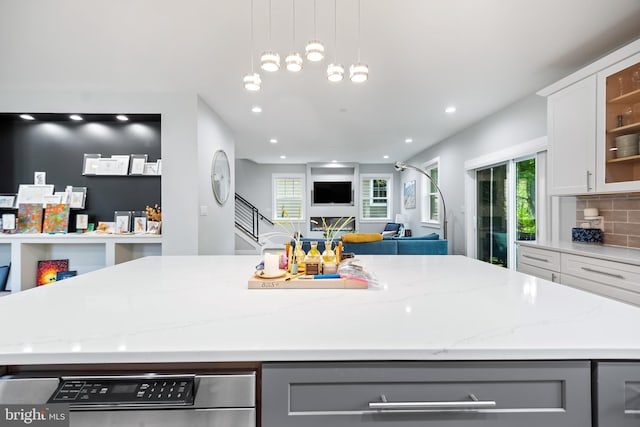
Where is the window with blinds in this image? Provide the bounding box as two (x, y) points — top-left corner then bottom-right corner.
(420, 160), (440, 223)
(360, 174), (392, 220)
(272, 174), (305, 220)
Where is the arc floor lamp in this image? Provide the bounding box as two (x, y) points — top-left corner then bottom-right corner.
(394, 161), (448, 240)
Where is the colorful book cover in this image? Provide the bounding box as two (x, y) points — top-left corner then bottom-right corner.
(56, 270), (77, 281)
(17, 203), (43, 234)
(42, 204), (70, 233)
(37, 259), (69, 286)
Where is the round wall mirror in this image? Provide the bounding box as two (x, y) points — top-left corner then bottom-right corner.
(211, 150), (231, 205)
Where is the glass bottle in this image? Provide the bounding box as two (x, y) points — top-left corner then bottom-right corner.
(322, 240), (336, 264)
(294, 241), (306, 273)
(632, 69), (640, 91)
(306, 241), (321, 262)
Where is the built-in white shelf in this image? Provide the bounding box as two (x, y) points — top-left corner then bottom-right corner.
(0, 233), (162, 293)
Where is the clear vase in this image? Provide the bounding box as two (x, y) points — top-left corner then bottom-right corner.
(322, 240), (336, 264)
(306, 241), (321, 262)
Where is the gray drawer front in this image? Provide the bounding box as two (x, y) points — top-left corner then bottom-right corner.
(596, 362), (640, 427)
(263, 361), (591, 427)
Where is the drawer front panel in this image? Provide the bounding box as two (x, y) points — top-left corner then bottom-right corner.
(263, 361), (590, 427)
(596, 362), (640, 427)
(562, 274), (640, 306)
(517, 246), (560, 272)
(561, 254), (640, 294)
(517, 263), (560, 282)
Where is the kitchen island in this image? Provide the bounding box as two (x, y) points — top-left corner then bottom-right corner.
(1, 255), (639, 426)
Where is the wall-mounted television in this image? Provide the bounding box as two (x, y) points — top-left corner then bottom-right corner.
(313, 181), (352, 204)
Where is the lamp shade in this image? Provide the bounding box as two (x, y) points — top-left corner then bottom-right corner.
(243, 73), (261, 91)
(285, 52), (303, 72)
(349, 63), (368, 83)
(260, 51), (280, 72)
(327, 63), (345, 82)
(305, 40), (325, 61)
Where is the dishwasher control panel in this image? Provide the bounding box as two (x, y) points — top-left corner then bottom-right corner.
(47, 375), (195, 407)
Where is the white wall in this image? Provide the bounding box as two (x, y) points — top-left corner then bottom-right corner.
(197, 97), (236, 254)
(401, 94), (547, 255)
(0, 90), (223, 255)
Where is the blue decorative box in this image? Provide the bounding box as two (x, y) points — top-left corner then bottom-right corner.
(571, 227), (603, 243)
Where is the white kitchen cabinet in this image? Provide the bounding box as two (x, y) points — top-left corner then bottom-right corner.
(596, 51), (640, 193)
(547, 75), (597, 195)
(516, 245), (561, 283)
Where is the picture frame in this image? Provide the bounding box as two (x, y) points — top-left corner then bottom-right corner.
(34, 171), (46, 185)
(2, 213), (16, 231)
(16, 184), (55, 205)
(129, 154), (148, 175)
(76, 214), (89, 230)
(0, 195), (16, 209)
(132, 211), (147, 234)
(82, 154), (101, 175)
(69, 187), (87, 209)
(114, 211), (132, 234)
(142, 162), (159, 176)
(42, 194), (62, 207)
(403, 180), (416, 209)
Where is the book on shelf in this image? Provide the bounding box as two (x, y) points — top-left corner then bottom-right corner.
(36, 259), (69, 286)
(56, 270), (78, 281)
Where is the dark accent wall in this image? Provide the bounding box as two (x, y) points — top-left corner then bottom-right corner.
(0, 113), (161, 231)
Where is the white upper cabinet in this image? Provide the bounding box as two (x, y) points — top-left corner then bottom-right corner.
(596, 51), (640, 193)
(547, 75), (597, 195)
(540, 38), (640, 196)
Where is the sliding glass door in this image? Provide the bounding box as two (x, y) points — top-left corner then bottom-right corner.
(476, 157), (536, 268)
(477, 164), (508, 267)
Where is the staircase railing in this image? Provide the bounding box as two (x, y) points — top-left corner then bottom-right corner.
(235, 193), (274, 242)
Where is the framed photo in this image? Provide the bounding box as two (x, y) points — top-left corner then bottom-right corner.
(132, 211), (148, 233)
(114, 211), (132, 234)
(129, 154), (148, 175)
(34, 171), (46, 185)
(42, 194), (62, 207)
(76, 214), (89, 230)
(69, 187), (87, 209)
(82, 154), (101, 175)
(16, 184), (55, 205)
(143, 162), (159, 175)
(2, 213), (16, 231)
(0, 195), (16, 209)
(403, 180), (416, 209)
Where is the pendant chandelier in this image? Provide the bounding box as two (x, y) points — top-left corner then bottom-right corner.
(243, 0), (369, 91)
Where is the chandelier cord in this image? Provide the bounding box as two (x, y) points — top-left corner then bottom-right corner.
(357, 0), (361, 61)
(314, 0), (317, 38)
(292, 0), (295, 48)
(333, 0), (337, 60)
(269, 0), (272, 43)
(250, 0), (254, 71)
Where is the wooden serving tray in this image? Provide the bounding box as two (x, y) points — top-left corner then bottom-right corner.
(248, 273), (368, 289)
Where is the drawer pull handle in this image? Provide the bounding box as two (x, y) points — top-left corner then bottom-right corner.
(369, 394), (496, 412)
(522, 254), (549, 263)
(581, 267), (624, 279)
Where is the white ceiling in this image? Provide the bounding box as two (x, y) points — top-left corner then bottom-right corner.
(1, 0), (640, 164)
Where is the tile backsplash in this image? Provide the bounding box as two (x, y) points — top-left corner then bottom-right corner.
(576, 194), (640, 249)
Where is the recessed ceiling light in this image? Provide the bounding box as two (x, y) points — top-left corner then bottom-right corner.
(69, 114), (83, 121)
(270, 138), (278, 144)
(383, 155), (389, 159)
(251, 106), (262, 113)
(405, 138), (413, 143)
(19, 114), (35, 120)
(280, 155), (287, 159)
(445, 106), (457, 114)
(116, 115), (129, 121)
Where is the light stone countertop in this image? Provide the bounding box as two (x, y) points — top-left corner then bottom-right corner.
(1, 255), (640, 365)
(517, 240), (640, 266)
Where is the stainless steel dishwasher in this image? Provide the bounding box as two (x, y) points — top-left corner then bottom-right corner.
(0, 371), (256, 426)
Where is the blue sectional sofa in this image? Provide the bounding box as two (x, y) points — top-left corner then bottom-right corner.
(294, 234), (448, 255)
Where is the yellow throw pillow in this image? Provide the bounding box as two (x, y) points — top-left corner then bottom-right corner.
(342, 233), (383, 243)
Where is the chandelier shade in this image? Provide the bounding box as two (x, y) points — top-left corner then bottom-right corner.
(349, 63), (369, 83)
(260, 51), (280, 72)
(243, 73), (262, 91)
(285, 52), (303, 72)
(327, 63), (344, 82)
(305, 40), (325, 62)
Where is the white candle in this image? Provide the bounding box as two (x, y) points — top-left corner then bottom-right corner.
(264, 253), (280, 275)
(584, 208), (599, 219)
